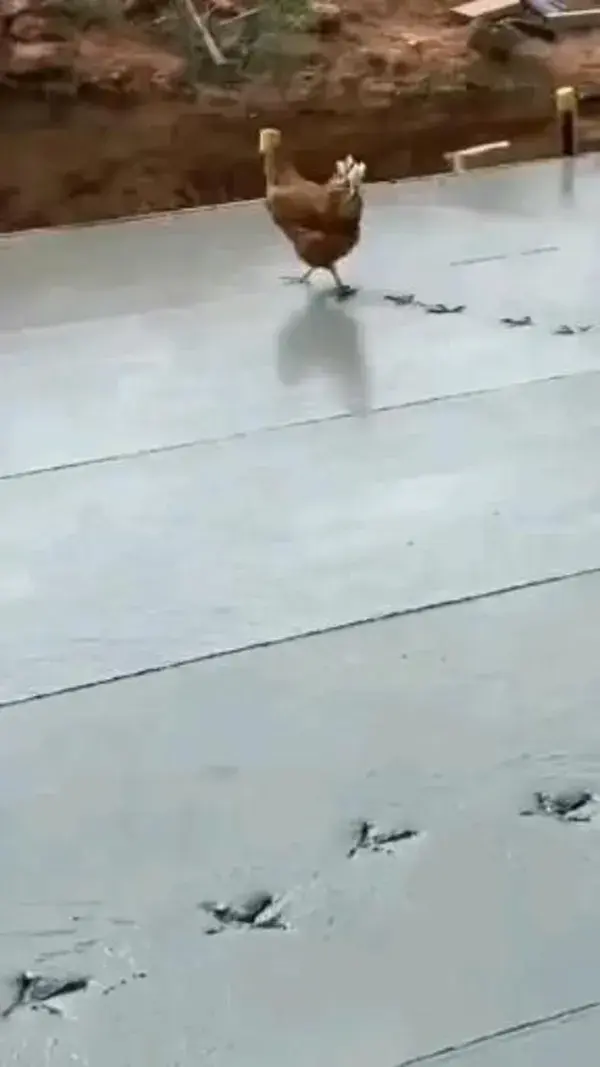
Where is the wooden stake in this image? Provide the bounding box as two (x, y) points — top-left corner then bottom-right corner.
(555, 86), (578, 157)
(444, 140), (511, 174)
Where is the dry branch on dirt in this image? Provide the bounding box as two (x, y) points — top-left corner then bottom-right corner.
(4, 0), (600, 233)
(0, 0), (346, 90)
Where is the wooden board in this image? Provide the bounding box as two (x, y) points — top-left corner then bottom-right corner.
(548, 5), (600, 26)
(452, 0), (600, 19)
(562, 0), (600, 10)
(451, 0), (519, 22)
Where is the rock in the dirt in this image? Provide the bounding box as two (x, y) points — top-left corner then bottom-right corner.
(122, 0), (164, 12)
(210, 0), (240, 16)
(9, 12), (43, 38)
(467, 16), (524, 63)
(308, 1), (342, 35)
(5, 38), (74, 73)
(361, 47), (388, 75)
(0, 0), (33, 20)
(8, 12), (66, 40)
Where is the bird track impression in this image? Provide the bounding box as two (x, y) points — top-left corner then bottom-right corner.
(101, 970), (147, 997)
(347, 820), (421, 858)
(500, 315), (534, 327)
(520, 789), (598, 822)
(424, 303), (466, 315)
(0, 966), (149, 1019)
(385, 300), (595, 333)
(384, 295), (465, 314)
(3, 785), (592, 1035)
(199, 892), (290, 935)
(1, 971), (90, 1019)
(553, 324), (593, 335)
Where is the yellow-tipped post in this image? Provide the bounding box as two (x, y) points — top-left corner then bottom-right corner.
(259, 128), (281, 154)
(555, 86), (578, 157)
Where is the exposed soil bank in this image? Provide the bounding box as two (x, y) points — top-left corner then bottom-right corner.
(0, 89), (565, 232)
(3, 0), (600, 234)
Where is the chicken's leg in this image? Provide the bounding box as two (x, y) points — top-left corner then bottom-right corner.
(329, 266), (358, 301)
(281, 268), (315, 286)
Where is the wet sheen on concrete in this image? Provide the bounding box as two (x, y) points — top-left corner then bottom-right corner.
(1, 156), (600, 1065)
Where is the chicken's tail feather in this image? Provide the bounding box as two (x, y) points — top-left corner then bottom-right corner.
(334, 155), (367, 192)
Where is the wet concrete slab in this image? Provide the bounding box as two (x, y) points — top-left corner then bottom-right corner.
(1, 573), (600, 1066)
(3, 366), (600, 703)
(1, 157), (600, 475)
(3, 157), (597, 699)
(1, 155), (600, 1064)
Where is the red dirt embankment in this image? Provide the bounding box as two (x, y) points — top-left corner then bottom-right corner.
(2, 0), (600, 231)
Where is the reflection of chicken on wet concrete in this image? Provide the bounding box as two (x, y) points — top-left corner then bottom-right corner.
(520, 789), (597, 822)
(347, 819), (420, 858)
(277, 291), (369, 416)
(1, 971), (90, 1019)
(200, 891), (289, 935)
(260, 127), (366, 300)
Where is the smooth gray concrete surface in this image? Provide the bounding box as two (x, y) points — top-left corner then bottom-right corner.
(4, 370), (600, 703)
(1, 156), (600, 475)
(2, 157), (600, 700)
(2, 155), (600, 1065)
(1, 575), (600, 1066)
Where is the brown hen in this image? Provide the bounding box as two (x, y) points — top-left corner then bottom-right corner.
(259, 127), (366, 299)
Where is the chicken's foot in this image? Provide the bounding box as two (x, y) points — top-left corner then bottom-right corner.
(280, 268), (314, 286)
(279, 266), (357, 300)
(329, 266), (358, 302)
